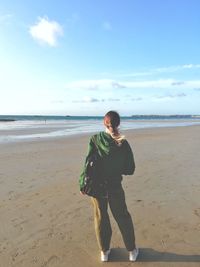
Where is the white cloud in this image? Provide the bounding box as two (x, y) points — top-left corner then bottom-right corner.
(154, 64), (200, 73)
(102, 21), (112, 31)
(83, 96), (99, 103)
(153, 93), (187, 101)
(66, 78), (200, 91)
(182, 64), (200, 69)
(73, 96), (122, 103)
(132, 97), (143, 101)
(107, 98), (120, 102)
(112, 81), (127, 88)
(29, 16), (63, 46)
(171, 81), (185, 86)
(73, 96), (100, 103)
(120, 64), (200, 78)
(176, 93), (187, 97)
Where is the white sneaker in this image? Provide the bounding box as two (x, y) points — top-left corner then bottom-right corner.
(129, 248), (139, 261)
(101, 249), (111, 262)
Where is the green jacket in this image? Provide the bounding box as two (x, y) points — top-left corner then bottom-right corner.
(79, 131), (135, 190)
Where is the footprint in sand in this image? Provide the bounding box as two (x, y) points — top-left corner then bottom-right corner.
(194, 208), (200, 217)
(41, 255), (60, 267)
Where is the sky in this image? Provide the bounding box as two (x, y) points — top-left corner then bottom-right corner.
(0, 0), (200, 116)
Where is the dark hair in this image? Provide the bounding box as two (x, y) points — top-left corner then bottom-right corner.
(104, 110), (120, 135)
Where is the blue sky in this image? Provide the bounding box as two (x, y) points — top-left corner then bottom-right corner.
(0, 0), (200, 115)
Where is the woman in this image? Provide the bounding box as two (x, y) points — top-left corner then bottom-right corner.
(79, 111), (138, 262)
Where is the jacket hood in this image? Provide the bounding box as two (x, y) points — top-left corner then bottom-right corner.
(95, 131), (122, 156)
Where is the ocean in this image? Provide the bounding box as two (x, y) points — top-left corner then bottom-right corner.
(0, 115), (200, 144)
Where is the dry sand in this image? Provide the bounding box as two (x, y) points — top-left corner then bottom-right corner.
(0, 126), (200, 267)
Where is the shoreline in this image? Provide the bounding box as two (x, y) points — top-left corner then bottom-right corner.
(0, 120), (200, 145)
(0, 125), (200, 266)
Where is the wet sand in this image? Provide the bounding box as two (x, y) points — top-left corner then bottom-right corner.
(0, 126), (200, 267)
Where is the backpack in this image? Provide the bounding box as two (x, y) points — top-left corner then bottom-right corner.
(82, 138), (107, 197)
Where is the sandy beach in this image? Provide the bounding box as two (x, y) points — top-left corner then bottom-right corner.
(0, 125), (200, 267)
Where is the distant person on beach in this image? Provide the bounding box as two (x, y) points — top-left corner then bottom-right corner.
(79, 111), (139, 262)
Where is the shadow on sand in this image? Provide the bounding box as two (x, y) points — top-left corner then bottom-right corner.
(109, 247), (200, 262)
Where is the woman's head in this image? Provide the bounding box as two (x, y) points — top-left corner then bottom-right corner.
(104, 110), (120, 135)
